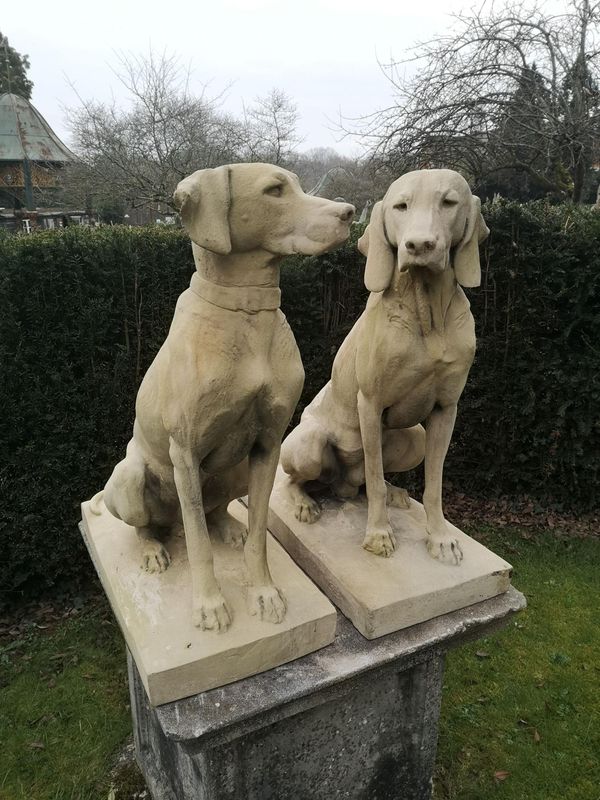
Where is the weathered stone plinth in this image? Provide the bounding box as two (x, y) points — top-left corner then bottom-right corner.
(268, 468), (513, 639)
(130, 587), (525, 800)
(80, 500), (336, 705)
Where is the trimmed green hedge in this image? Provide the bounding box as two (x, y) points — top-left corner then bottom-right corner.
(454, 202), (600, 507)
(1, 202), (599, 598)
(0, 227), (192, 598)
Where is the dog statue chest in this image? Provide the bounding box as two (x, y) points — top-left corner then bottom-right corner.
(360, 294), (475, 417)
(232, 309), (304, 408)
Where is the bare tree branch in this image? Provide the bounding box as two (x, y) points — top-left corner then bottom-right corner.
(342, 0), (600, 201)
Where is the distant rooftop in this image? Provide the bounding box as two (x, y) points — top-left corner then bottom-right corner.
(0, 93), (75, 163)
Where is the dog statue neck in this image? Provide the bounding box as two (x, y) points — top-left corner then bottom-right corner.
(190, 244), (282, 313)
(392, 266), (457, 336)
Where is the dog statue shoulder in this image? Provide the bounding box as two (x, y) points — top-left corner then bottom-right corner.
(90, 163), (354, 632)
(281, 168), (489, 565)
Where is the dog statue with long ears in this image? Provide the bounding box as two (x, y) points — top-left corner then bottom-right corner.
(90, 163), (354, 631)
(281, 169), (489, 564)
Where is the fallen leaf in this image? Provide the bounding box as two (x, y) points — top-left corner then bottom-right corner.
(475, 651), (490, 659)
(533, 729), (541, 743)
(29, 741), (45, 750)
(494, 770), (510, 782)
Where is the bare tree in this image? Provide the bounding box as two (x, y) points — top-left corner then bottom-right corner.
(294, 146), (393, 210)
(244, 88), (302, 166)
(66, 51), (246, 210)
(347, 0), (600, 202)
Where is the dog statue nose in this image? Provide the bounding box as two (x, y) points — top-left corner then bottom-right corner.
(405, 237), (436, 255)
(336, 203), (355, 223)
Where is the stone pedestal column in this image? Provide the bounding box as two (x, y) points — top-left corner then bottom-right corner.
(129, 587), (525, 800)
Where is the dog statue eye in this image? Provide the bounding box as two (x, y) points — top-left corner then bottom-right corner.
(265, 184), (283, 197)
(394, 202), (408, 211)
(442, 198), (458, 207)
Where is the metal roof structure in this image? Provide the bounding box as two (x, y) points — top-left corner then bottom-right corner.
(0, 92), (74, 163)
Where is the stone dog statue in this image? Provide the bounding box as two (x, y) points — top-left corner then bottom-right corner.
(281, 169), (488, 565)
(90, 164), (354, 631)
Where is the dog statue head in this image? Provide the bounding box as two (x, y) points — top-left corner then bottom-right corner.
(358, 169), (489, 293)
(174, 164), (355, 257)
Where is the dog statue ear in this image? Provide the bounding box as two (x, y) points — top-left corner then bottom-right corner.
(453, 195), (489, 288)
(173, 166), (232, 255)
(358, 201), (396, 293)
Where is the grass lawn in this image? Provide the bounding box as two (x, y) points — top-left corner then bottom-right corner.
(0, 600), (135, 800)
(434, 527), (600, 799)
(0, 526), (598, 800)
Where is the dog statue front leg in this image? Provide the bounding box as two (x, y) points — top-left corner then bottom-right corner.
(357, 390), (395, 557)
(169, 438), (232, 631)
(423, 404), (463, 565)
(245, 442), (287, 624)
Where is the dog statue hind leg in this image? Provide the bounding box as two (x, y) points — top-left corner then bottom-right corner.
(90, 440), (174, 574)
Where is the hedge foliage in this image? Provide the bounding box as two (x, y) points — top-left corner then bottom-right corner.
(454, 202), (600, 509)
(1, 201), (599, 598)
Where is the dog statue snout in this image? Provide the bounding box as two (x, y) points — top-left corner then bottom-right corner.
(336, 203), (355, 223)
(404, 236), (436, 255)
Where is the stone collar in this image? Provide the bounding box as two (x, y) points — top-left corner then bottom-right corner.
(190, 272), (281, 313)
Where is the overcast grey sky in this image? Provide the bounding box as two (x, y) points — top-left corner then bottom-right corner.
(3, 0), (473, 155)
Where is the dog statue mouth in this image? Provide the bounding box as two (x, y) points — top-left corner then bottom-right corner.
(399, 259), (446, 274)
(291, 224), (352, 256)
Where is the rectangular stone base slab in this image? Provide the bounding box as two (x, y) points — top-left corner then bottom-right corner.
(80, 499), (336, 705)
(268, 468), (512, 639)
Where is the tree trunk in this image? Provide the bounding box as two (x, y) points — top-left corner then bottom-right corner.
(572, 156), (586, 203)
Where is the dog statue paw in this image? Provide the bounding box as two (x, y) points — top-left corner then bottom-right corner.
(426, 525), (464, 566)
(141, 541), (171, 574)
(295, 495), (321, 524)
(208, 510), (247, 549)
(247, 584), (287, 624)
(363, 525), (396, 557)
(386, 483), (411, 509)
(192, 593), (232, 632)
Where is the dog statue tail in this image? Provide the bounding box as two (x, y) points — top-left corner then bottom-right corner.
(89, 491), (104, 515)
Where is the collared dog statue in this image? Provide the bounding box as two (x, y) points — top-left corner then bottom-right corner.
(281, 169), (488, 564)
(90, 163), (354, 631)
